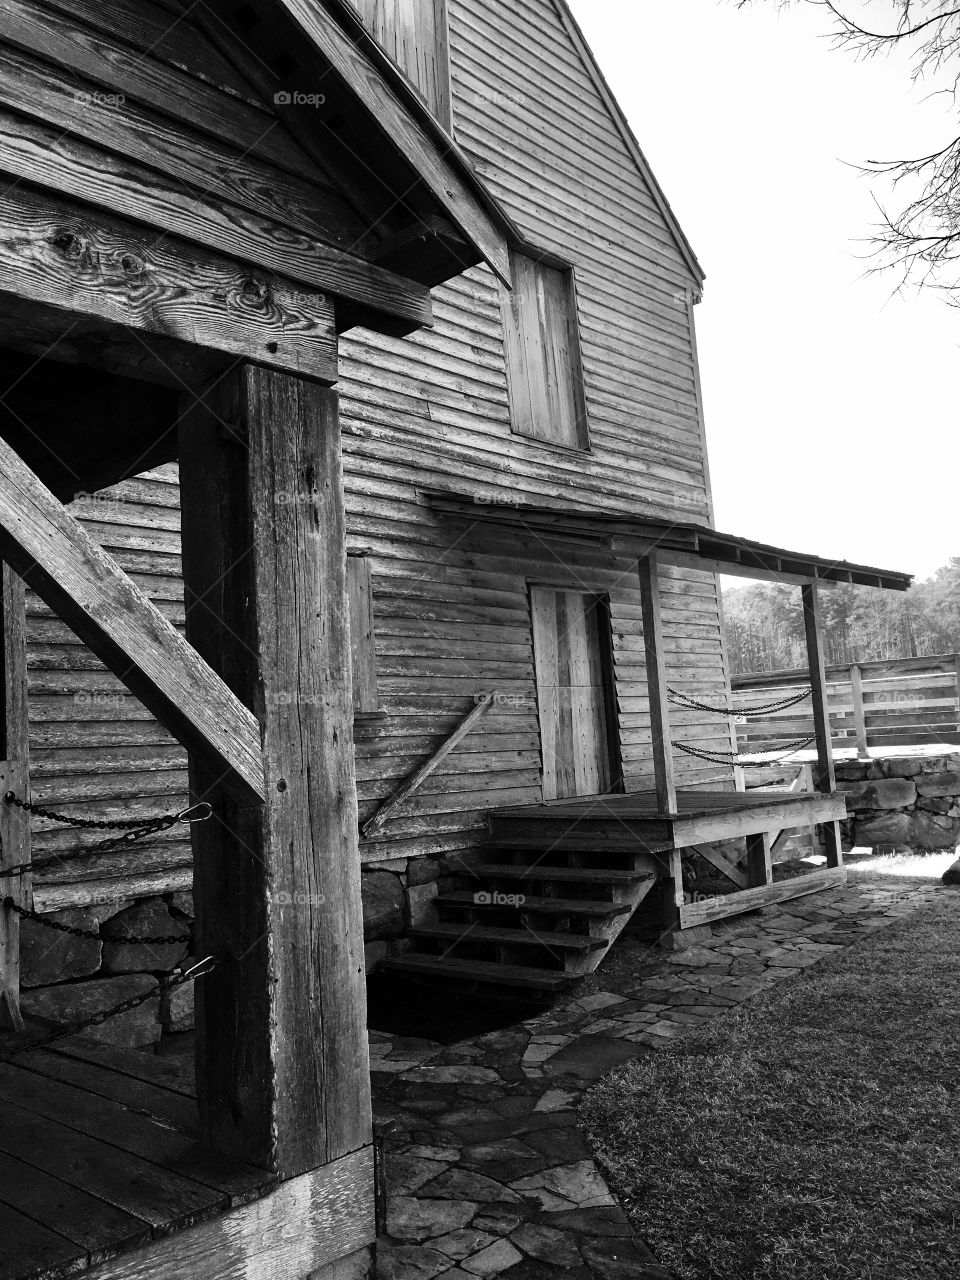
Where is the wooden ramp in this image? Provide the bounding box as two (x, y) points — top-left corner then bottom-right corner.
(380, 789), (848, 991)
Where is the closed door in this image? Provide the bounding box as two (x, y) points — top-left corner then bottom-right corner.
(530, 586), (617, 800)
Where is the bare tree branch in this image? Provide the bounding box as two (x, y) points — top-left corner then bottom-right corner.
(740, 1), (960, 298)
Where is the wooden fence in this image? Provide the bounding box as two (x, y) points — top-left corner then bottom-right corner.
(731, 653), (960, 755)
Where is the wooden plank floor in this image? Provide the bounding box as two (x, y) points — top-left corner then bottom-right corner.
(0, 1028), (276, 1280)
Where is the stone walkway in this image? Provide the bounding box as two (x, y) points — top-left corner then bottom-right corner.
(372, 874), (944, 1279)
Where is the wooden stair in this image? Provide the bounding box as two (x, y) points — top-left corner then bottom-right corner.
(378, 830), (665, 993)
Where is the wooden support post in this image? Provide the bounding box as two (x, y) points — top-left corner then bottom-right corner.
(801, 583), (835, 794)
(802, 583), (842, 869)
(954, 653), (960, 736)
(745, 830), (773, 887)
(179, 367), (372, 1179)
(849, 663), (869, 760)
(0, 564), (29, 1031)
(660, 847), (684, 935)
(638, 552), (677, 814)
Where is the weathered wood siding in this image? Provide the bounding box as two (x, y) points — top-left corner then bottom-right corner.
(21, 0), (735, 901)
(25, 467), (191, 909)
(339, 0), (734, 862)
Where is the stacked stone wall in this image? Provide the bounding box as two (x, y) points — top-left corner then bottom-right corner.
(836, 753), (960, 852)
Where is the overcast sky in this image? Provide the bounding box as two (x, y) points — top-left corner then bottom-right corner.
(565, 0), (959, 583)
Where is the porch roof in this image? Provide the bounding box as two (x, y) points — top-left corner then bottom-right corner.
(427, 492), (913, 591)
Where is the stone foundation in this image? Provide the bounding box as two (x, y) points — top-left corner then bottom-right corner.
(19, 891), (194, 1049)
(835, 752), (960, 852)
(361, 854), (446, 972)
(19, 853), (455, 1048)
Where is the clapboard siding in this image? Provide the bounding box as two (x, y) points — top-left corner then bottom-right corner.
(21, 0), (736, 895)
(336, 0), (728, 861)
(24, 465), (193, 894)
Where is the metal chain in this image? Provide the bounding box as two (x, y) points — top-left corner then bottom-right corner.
(667, 686), (813, 717)
(0, 957), (216, 1062)
(3, 792), (211, 832)
(675, 736), (816, 767)
(0, 796), (213, 881)
(3, 897), (191, 944)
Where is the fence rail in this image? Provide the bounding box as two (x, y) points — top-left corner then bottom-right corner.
(731, 653), (960, 754)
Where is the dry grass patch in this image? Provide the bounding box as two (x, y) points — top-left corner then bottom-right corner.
(581, 893), (960, 1280)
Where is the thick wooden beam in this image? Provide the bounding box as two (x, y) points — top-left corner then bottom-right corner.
(0, 182), (338, 384)
(801, 583), (836, 794)
(803, 584), (843, 870)
(660, 847), (684, 935)
(80, 1148), (375, 1280)
(637, 553), (676, 813)
(690, 841), (749, 890)
(745, 830), (773, 888)
(0, 761), (29, 1028)
(0, 93), (432, 329)
(679, 866), (847, 929)
(849, 663), (870, 759)
(675, 792), (846, 846)
(622, 546), (836, 589)
(0, 565), (30, 1031)
(0, 432), (265, 801)
(277, 0), (512, 285)
(179, 367), (371, 1177)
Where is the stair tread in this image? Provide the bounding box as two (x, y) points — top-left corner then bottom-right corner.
(437, 892), (633, 917)
(379, 954), (569, 991)
(410, 923), (605, 951)
(479, 863), (652, 884)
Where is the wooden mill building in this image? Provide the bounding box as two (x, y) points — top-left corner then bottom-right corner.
(0, 0), (911, 1276)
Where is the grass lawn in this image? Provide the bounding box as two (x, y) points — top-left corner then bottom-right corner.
(580, 891), (960, 1280)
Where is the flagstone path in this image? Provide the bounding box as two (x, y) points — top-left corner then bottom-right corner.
(372, 875), (944, 1279)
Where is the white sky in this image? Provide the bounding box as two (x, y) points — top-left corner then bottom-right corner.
(565, 0), (959, 583)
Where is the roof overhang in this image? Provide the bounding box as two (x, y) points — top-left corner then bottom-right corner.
(427, 492), (913, 592)
(275, 0), (516, 287)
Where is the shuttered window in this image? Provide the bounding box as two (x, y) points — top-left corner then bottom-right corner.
(353, 0), (452, 127)
(347, 556), (379, 714)
(500, 252), (589, 450)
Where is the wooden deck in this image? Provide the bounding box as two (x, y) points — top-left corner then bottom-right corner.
(489, 788), (848, 850)
(0, 1029), (276, 1280)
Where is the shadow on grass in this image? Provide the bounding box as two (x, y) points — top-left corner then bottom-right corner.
(580, 890), (960, 1280)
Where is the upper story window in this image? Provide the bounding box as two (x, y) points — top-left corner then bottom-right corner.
(500, 250), (590, 451)
(353, 0), (452, 127)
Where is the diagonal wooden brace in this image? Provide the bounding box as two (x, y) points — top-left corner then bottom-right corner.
(0, 432), (265, 801)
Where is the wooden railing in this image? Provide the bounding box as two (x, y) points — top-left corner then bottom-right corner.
(731, 653), (960, 754)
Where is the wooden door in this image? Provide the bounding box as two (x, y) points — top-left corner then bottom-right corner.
(530, 586), (618, 800)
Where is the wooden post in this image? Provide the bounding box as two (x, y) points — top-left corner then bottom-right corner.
(638, 552), (677, 813)
(179, 367), (371, 1179)
(660, 847), (684, 934)
(802, 582), (841, 868)
(849, 663), (869, 760)
(745, 831), (773, 887)
(954, 653), (960, 737)
(0, 564), (29, 1031)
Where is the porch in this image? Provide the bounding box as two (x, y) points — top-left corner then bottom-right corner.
(0, 1025), (374, 1280)
(375, 497), (912, 993)
(381, 787), (848, 991)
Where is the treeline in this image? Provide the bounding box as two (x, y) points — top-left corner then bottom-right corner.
(722, 558), (960, 674)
